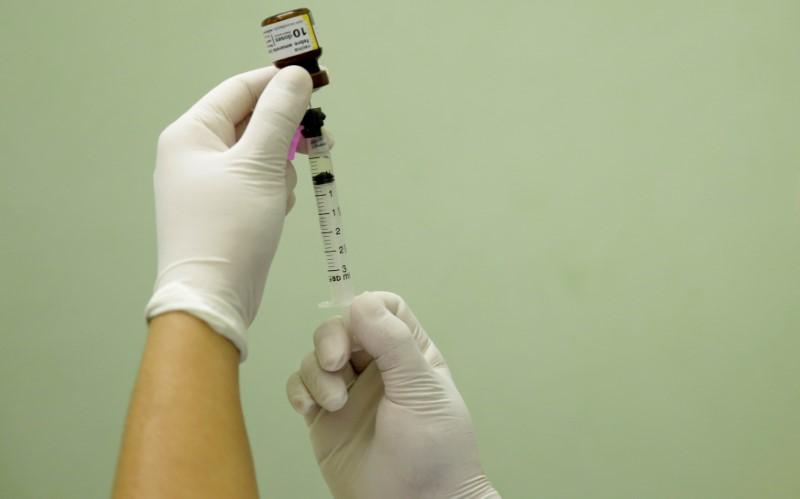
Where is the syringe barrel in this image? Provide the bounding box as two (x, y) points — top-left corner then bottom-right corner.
(306, 132), (354, 308)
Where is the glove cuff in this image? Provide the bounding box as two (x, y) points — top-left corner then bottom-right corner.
(145, 281), (249, 362)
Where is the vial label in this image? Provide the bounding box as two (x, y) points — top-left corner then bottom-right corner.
(262, 14), (319, 60)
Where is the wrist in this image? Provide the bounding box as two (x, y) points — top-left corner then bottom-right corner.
(145, 281), (249, 361)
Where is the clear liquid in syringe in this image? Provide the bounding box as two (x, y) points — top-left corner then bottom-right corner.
(308, 137), (354, 307)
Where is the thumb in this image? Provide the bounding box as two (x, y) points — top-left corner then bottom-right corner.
(348, 292), (442, 406)
(234, 65), (312, 161)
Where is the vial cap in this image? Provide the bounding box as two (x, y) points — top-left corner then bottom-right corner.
(310, 70), (329, 89)
(301, 108), (326, 138)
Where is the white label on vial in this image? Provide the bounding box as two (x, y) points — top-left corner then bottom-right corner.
(262, 14), (318, 61)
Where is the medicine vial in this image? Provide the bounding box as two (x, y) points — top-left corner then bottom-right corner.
(261, 8), (329, 88)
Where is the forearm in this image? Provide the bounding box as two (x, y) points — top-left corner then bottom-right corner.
(113, 312), (258, 499)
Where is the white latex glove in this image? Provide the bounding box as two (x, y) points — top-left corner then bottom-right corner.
(286, 292), (500, 499)
(145, 66), (312, 361)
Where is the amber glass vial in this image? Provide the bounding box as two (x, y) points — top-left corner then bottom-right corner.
(261, 8), (329, 88)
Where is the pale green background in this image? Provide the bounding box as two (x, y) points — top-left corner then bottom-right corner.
(1, 1), (799, 497)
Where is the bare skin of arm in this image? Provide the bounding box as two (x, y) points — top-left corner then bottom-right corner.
(112, 312), (258, 499)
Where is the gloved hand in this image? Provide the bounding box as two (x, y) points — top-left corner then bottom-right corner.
(145, 66), (312, 361)
(286, 292), (501, 499)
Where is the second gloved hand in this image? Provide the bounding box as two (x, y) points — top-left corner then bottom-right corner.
(286, 292), (501, 499)
(145, 66), (313, 361)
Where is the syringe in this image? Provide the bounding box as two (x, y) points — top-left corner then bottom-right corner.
(301, 108), (354, 308)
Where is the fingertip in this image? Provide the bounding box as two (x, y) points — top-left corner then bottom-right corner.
(286, 372), (317, 416)
(314, 317), (350, 372)
(350, 292), (389, 323)
(349, 292), (399, 336)
(315, 336), (347, 371)
(368, 291), (405, 315)
(324, 391), (348, 412)
(289, 393), (314, 415)
(274, 65), (313, 96)
(349, 292), (416, 361)
(322, 350), (347, 372)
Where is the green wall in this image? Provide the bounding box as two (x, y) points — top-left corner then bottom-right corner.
(2, 1), (799, 497)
